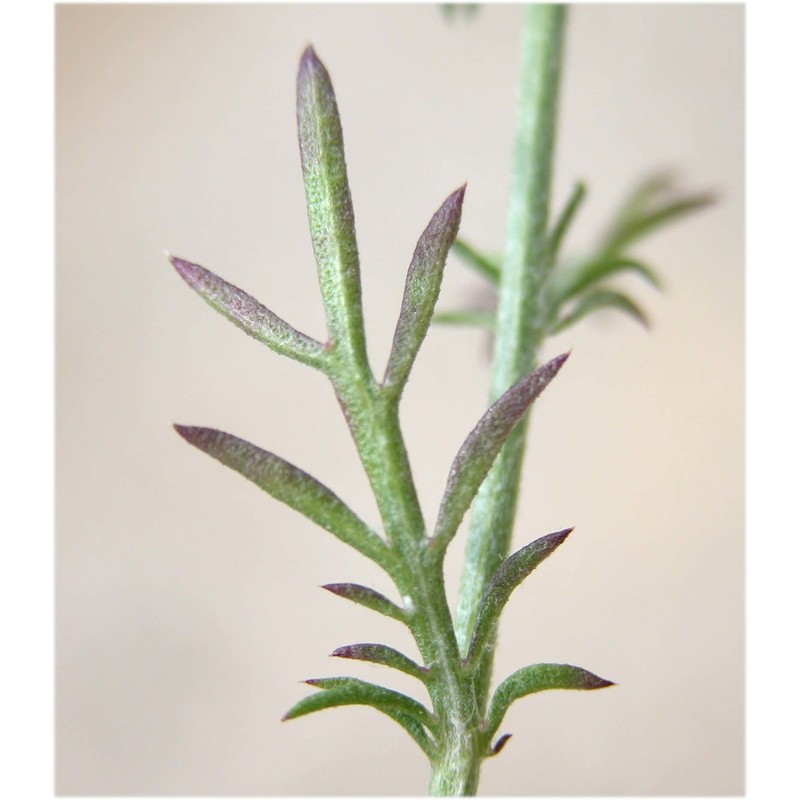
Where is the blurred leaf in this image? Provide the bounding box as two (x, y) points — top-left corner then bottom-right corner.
(485, 663), (614, 740)
(440, 3), (480, 21)
(173, 426), (394, 572)
(548, 256), (661, 306)
(547, 181), (586, 266)
(466, 529), (572, 667)
(432, 309), (496, 328)
(170, 255), (327, 369)
(332, 643), (429, 682)
(554, 289), (649, 333)
(297, 46), (369, 372)
(284, 678), (435, 758)
(601, 172), (714, 255)
(321, 583), (407, 623)
(451, 238), (502, 285)
(383, 186), (465, 397)
(431, 353), (569, 553)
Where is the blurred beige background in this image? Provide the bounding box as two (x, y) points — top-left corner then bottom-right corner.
(56, 3), (743, 795)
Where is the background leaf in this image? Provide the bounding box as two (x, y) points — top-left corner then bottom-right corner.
(554, 289), (649, 333)
(451, 238), (502, 285)
(283, 678), (436, 758)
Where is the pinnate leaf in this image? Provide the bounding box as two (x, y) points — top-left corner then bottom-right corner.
(485, 663), (614, 740)
(331, 643), (428, 682)
(431, 353), (569, 552)
(170, 256), (327, 368)
(321, 583), (407, 623)
(383, 186), (466, 396)
(174, 426), (393, 571)
(466, 529), (572, 667)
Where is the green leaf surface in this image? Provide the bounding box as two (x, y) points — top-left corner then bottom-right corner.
(485, 663), (614, 739)
(286, 677), (436, 730)
(432, 309), (496, 328)
(331, 643), (429, 682)
(173, 426), (393, 571)
(383, 186), (465, 397)
(603, 191), (714, 255)
(548, 256), (661, 306)
(451, 238), (502, 285)
(284, 678), (435, 758)
(170, 255), (327, 369)
(554, 289), (649, 333)
(431, 353), (569, 553)
(547, 181), (586, 266)
(466, 529), (572, 667)
(297, 46), (369, 375)
(321, 583), (407, 623)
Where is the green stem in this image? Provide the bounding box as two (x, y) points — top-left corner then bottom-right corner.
(330, 368), (482, 794)
(454, 3), (567, 714)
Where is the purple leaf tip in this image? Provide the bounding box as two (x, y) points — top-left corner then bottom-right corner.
(299, 45), (322, 76)
(492, 733), (513, 755)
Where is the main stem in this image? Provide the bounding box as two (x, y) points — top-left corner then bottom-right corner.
(454, 4), (566, 714)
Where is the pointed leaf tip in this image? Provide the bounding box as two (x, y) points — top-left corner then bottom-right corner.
(320, 583), (407, 623)
(174, 426), (392, 571)
(485, 663), (616, 739)
(491, 733), (513, 756)
(466, 527), (573, 666)
(168, 255), (327, 368)
(382, 184), (467, 395)
(432, 353), (570, 551)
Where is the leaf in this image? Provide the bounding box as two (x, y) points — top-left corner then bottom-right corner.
(285, 677), (436, 730)
(548, 256), (661, 307)
(554, 289), (649, 334)
(432, 310), (496, 329)
(173, 426), (394, 572)
(383, 186), (466, 396)
(485, 663), (614, 740)
(451, 238), (502, 285)
(431, 353), (569, 552)
(296, 46), (369, 373)
(465, 529), (572, 668)
(488, 733), (512, 757)
(169, 255), (327, 369)
(603, 191), (715, 255)
(283, 678), (436, 758)
(321, 583), (407, 623)
(547, 181), (586, 266)
(331, 643), (429, 682)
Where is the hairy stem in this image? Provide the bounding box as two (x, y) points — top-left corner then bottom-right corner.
(454, 3), (567, 713)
